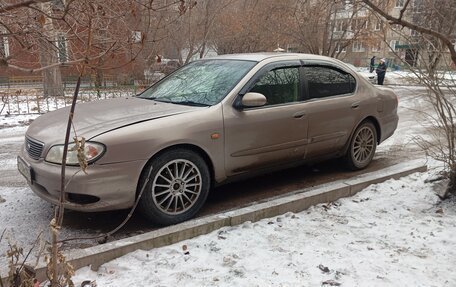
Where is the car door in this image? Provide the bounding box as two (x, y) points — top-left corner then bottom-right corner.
(301, 64), (360, 159)
(223, 61), (309, 176)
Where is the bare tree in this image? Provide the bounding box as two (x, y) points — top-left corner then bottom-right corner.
(259, 0), (370, 59)
(212, 0), (282, 54)
(160, 0), (233, 65)
(362, 0), (456, 197)
(362, 0), (456, 66)
(1, 1), (187, 285)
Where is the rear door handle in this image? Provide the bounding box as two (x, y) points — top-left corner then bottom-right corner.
(293, 111), (306, 118)
(351, 102), (360, 109)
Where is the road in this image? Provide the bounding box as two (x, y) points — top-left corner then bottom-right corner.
(0, 86), (430, 257)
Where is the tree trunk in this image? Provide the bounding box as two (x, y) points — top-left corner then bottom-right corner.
(39, 2), (64, 97)
(40, 58), (64, 97)
(447, 169), (456, 197)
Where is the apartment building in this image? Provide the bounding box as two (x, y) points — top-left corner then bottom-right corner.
(331, 0), (455, 69)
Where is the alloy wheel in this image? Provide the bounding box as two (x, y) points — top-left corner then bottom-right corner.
(352, 126), (375, 165)
(151, 159), (202, 215)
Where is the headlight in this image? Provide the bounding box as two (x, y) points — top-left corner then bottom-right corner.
(45, 142), (105, 165)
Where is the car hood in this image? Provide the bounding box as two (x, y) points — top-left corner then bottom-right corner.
(27, 97), (201, 143)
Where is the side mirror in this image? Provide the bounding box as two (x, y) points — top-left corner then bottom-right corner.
(240, 92), (267, 108)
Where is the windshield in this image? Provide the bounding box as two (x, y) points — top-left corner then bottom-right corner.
(138, 59), (257, 106)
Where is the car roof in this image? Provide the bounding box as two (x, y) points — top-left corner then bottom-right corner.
(204, 52), (339, 63)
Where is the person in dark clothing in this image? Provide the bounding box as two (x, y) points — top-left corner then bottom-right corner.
(376, 58), (387, 85)
(370, 56), (376, 73)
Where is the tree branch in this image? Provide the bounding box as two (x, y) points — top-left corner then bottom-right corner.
(0, 0), (50, 13)
(5, 41), (116, 73)
(398, 0), (411, 21)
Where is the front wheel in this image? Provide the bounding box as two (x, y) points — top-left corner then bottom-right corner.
(345, 121), (377, 170)
(138, 149), (210, 226)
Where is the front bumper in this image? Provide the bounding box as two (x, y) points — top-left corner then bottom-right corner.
(19, 145), (147, 212)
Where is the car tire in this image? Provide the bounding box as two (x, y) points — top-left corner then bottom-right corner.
(138, 149), (210, 226)
(345, 121), (377, 170)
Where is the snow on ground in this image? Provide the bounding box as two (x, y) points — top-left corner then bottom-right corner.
(0, 88), (135, 116)
(72, 168), (456, 287)
(0, 114), (39, 128)
(1, 85), (454, 286)
(69, 85), (455, 286)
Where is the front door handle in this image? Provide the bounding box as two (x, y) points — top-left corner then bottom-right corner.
(293, 111), (306, 118)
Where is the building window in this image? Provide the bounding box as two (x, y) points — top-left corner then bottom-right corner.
(334, 20), (342, 32)
(56, 34), (68, 62)
(395, 0), (405, 8)
(391, 24), (401, 31)
(334, 20), (349, 32)
(131, 31), (142, 43)
(345, 0), (355, 9)
(412, 0), (423, 12)
(352, 41), (365, 52)
(353, 18), (368, 30)
(0, 36), (9, 58)
(374, 20), (381, 31)
(335, 43), (346, 53)
(389, 40), (399, 51)
(52, 0), (65, 9)
(371, 41), (381, 52)
(410, 29), (419, 36)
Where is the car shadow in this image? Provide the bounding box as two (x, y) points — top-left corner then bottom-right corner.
(60, 156), (395, 248)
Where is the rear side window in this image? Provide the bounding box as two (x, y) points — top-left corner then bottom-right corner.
(303, 66), (356, 99)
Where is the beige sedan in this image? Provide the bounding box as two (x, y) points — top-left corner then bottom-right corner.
(18, 53), (398, 225)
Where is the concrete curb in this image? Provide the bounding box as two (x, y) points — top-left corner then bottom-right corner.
(1, 159), (427, 284)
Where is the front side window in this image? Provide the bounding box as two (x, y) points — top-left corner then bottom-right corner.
(249, 67), (300, 106)
(139, 59), (256, 106)
(303, 66), (356, 99)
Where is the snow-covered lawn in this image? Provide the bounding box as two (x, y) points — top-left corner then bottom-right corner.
(73, 168), (456, 286)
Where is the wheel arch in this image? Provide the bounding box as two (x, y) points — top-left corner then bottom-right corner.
(363, 116), (381, 144)
(342, 116), (381, 155)
(135, 144), (215, 198)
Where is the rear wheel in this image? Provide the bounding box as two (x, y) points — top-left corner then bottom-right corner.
(138, 149), (210, 225)
(345, 121), (377, 170)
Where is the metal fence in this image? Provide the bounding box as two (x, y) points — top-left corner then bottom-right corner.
(0, 86), (138, 116)
(0, 75), (119, 89)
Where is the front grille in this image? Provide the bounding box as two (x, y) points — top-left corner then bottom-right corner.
(25, 136), (44, 160)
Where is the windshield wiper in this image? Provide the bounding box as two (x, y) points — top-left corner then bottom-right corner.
(137, 97), (209, 106)
(171, 100), (211, 107)
(137, 96), (157, 100)
(139, 97), (173, 103)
